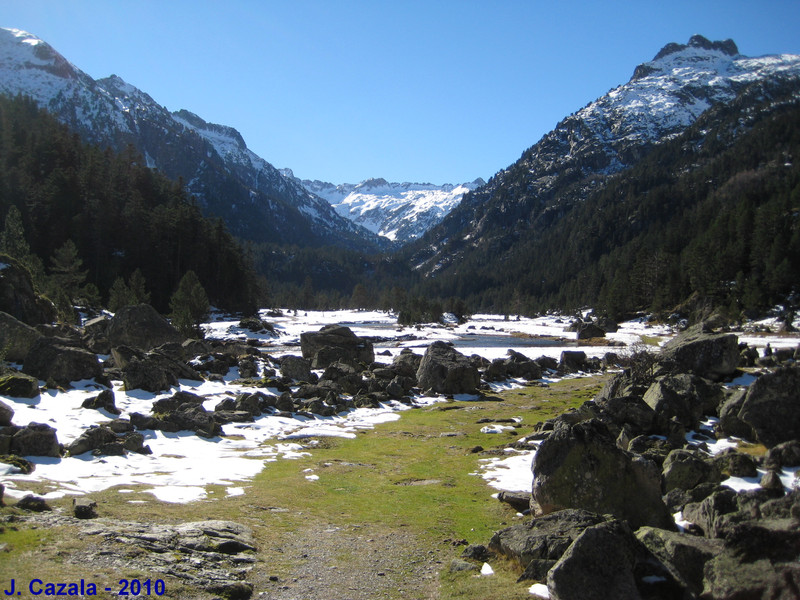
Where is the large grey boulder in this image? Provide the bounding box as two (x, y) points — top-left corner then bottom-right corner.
(300, 325), (374, 369)
(661, 449), (722, 493)
(718, 388), (755, 439)
(9, 422), (60, 457)
(279, 355), (312, 382)
(23, 337), (102, 385)
(489, 509), (609, 581)
(660, 325), (739, 381)
(531, 419), (674, 530)
(546, 520), (642, 600)
(636, 526), (723, 597)
(0, 311), (42, 362)
(107, 304), (183, 351)
(415, 341), (480, 395)
(642, 373), (722, 432)
(737, 366), (800, 448)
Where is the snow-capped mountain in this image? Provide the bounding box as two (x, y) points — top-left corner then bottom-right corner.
(0, 27), (383, 251)
(285, 174), (485, 244)
(408, 35), (800, 274)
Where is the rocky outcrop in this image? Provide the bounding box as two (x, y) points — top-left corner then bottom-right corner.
(78, 519), (256, 599)
(416, 341), (480, 395)
(300, 325), (374, 369)
(106, 304), (183, 350)
(130, 390), (221, 438)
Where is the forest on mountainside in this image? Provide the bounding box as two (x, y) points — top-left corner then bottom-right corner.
(0, 94), (259, 317)
(402, 77), (800, 320)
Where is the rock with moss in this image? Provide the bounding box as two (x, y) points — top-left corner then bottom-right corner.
(660, 324), (739, 381)
(416, 341), (480, 395)
(0, 371), (39, 399)
(8, 422), (60, 457)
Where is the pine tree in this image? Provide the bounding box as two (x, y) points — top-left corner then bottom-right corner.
(128, 268), (151, 305)
(0, 206), (30, 260)
(108, 277), (132, 312)
(169, 270), (210, 337)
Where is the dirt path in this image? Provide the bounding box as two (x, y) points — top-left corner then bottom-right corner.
(251, 523), (442, 600)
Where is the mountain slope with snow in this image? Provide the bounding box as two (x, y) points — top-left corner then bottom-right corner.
(287, 174), (485, 243)
(0, 27), (384, 251)
(407, 35), (800, 274)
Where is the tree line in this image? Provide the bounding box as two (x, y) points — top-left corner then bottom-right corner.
(0, 93), (260, 321)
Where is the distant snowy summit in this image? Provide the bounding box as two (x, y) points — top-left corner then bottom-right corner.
(283, 172), (485, 244)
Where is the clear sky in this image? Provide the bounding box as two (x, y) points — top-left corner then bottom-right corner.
(3, 0), (800, 185)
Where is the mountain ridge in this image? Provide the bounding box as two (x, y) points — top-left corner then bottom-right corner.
(406, 35), (800, 276)
(283, 171), (485, 243)
(0, 27), (385, 252)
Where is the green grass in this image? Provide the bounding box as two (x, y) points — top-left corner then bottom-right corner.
(0, 374), (609, 599)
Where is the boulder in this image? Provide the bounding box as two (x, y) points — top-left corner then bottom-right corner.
(106, 304), (183, 350)
(113, 346), (202, 393)
(660, 325), (739, 380)
(489, 509), (608, 581)
(73, 497), (97, 519)
(765, 440), (800, 471)
(546, 520), (642, 600)
(22, 337), (102, 385)
(279, 355), (312, 382)
(702, 519), (800, 599)
(595, 395), (655, 437)
(661, 449), (721, 493)
(416, 341), (480, 395)
(15, 494), (51, 512)
(9, 422), (60, 457)
(576, 322), (606, 340)
(642, 373), (720, 432)
(82, 315), (111, 353)
(66, 425), (118, 456)
(0, 311), (42, 362)
(300, 325), (374, 369)
(0, 255), (56, 325)
(504, 350), (542, 380)
(714, 448), (759, 478)
(391, 350), (422, 378)
(558, 350), (587, 374)
(0, 399), (13, 426)
(531, 419), (674, 530)
(0, 371), (40, 398)
(635, 526), (723, 597)
(737, 366), (800, 448)
(81, 389), (120, 414)
(718, 389), (755, 439)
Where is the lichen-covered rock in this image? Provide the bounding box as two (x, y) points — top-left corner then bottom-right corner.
(9, 422), (60, 457)
(531, 419), (674, 530)
(546, 520), (641, 600)
(635, 526), (723, 597)
(279, 355), (312, 381)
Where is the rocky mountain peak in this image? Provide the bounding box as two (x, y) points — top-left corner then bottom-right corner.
(633, 35), (740, 80)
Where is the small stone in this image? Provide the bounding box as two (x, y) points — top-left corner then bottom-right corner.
(73, 497), (97, 519)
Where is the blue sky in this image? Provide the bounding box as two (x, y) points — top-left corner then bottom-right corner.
(3, 1), (800, 184)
